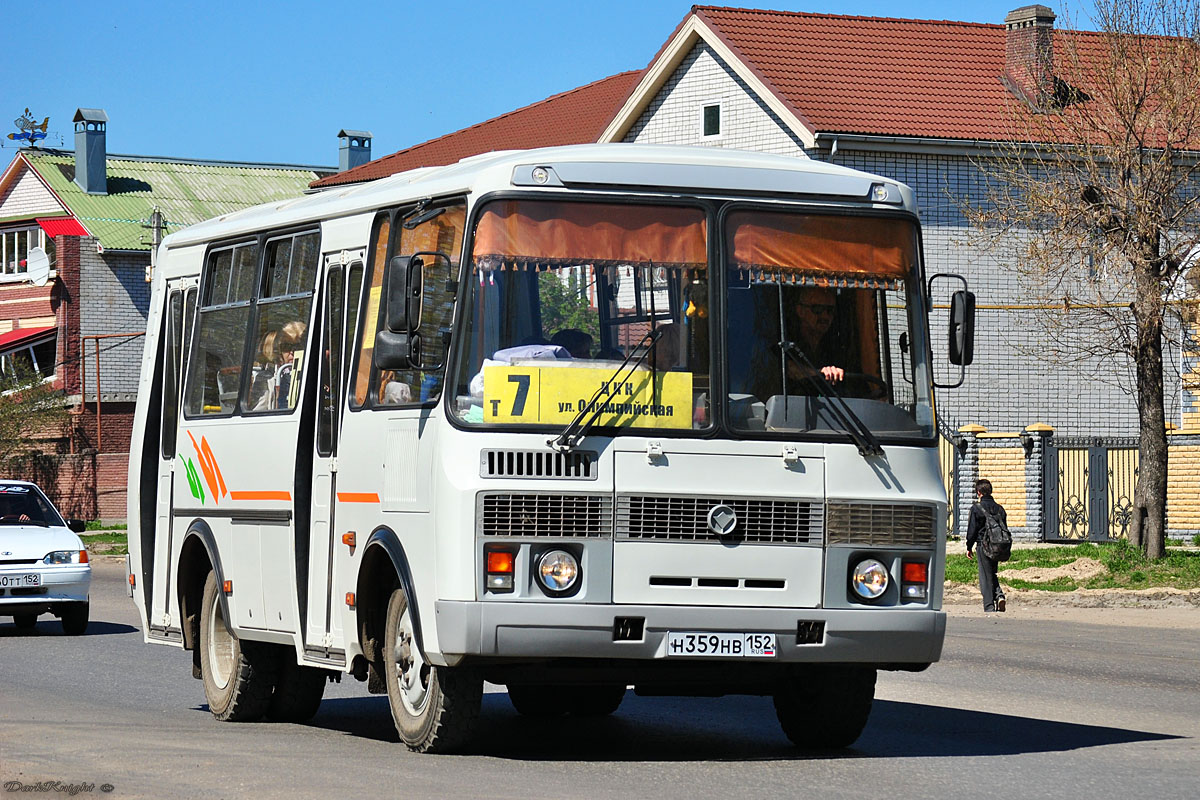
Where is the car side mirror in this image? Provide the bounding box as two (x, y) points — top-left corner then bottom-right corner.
(949, 290), (976, 366)
(67, 519), (87, 533)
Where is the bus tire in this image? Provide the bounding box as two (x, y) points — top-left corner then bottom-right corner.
(506, 684), (566, 717)
(60, 602), (89, 636)
(569, 684), (626, 716)
(383, 586), (481, 753)
(773, 666), (876, 749)
(267, 657), (327, 723)
(13, 613), (38, 630)
(199, 571), (278, 722)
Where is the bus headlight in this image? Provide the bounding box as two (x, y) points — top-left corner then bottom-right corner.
(850, 558), (889, 600)
(536, 550), (579, 595)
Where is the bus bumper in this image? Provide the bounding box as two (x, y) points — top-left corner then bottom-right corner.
(434, 601), (945, 665)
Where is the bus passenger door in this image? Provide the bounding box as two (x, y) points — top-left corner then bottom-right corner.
(303, 255), (362, 659)
(150, 281), (195, 636)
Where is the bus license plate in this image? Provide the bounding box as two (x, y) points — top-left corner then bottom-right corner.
(667, 632), (776, 658)
(0, 573), (41, 588)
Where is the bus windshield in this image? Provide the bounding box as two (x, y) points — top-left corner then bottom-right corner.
(450, 199), (934, 441)
(724, 208), (934, 440)
(451, 199), (711, 431)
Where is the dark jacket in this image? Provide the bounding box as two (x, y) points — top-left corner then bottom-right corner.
(966, 495), (1007, 552)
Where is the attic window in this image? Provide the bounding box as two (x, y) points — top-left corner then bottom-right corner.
(701, 103), (721, 138)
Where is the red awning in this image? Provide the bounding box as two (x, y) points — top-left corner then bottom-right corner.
(37, 217), (90, 238)
(0, 326), (55, 354)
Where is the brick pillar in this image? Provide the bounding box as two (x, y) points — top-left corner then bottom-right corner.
(1024, 423), (1054, 541)
(956, 424), (986, 535)
(57, 235), (83, 398)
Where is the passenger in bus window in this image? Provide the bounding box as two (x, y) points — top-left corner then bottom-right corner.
(550, 329), (593, 359)
(247, 330), (279, 410)
(274, 320), (306, 409)
(650, 323), (681, 370)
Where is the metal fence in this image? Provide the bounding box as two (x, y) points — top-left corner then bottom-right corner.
(1044, 437), (1139, 541)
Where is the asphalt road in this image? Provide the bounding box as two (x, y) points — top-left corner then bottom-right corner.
(1, 560), (1197, 800)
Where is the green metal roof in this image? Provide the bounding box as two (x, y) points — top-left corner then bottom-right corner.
(26, 152), (333, 251)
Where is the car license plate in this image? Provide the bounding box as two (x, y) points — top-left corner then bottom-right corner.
(0, 573), (41, 588)
(667, 632), (776, 658)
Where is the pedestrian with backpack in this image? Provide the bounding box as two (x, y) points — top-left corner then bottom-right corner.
(966, 478), (1011, 612)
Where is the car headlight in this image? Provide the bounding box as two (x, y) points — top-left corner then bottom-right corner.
(850, 558), (889, 600)
(43, 550), (88, 565)
(536, 550), (579, 594)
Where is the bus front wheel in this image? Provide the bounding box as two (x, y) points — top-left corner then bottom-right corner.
(199, 571), (278, 721)
(773, 666), (876, 749)
(383, 586), (482, 753)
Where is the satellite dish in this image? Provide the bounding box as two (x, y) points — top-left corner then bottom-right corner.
(27, 247), (50, 287)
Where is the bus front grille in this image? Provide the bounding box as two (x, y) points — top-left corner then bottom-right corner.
(478, 493), (613, 538)
(616, 495), (823, 545)
(825, 502), (937, 546)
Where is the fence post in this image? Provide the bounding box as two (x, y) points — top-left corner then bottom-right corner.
(1024, 423), (1054, 541)
(956, 424), (986, 536)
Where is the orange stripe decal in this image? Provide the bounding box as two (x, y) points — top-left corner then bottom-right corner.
(230, 491), (292, 502)
(338, 492), (381, 503)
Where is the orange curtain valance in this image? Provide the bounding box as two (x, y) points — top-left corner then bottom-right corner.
(472, 200), (707, 268)
(730, 211), (916, 279)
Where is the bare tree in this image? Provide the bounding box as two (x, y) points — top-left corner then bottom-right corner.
(0, 360), (68, 476)
(971, 0), (1200, 559)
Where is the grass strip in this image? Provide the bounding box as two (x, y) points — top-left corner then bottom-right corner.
(945, 541), (1200, 592)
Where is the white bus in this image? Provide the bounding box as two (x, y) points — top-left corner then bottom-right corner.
(127, 144), (974, 753)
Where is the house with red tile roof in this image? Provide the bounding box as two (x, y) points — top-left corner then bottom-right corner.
(301, 5), (1199, 539)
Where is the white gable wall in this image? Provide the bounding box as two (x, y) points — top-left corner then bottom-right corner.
(0, 164), (64, 219)
(622, 42), (807, 157)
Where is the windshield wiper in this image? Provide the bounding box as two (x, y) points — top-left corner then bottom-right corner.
(549, 327), (665, 453)
(0, 519), (48, 526)
(778, 341), (884, 458)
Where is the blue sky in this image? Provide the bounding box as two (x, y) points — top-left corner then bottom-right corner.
(2, 1), (1088, 167)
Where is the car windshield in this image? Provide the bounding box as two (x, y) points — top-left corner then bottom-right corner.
(0, 485), (65, 526)
(450, 199), (711, 432)
(723, 208), (934, 440)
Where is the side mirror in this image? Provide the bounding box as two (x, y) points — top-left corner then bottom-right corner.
(949, 290), (976, 366)
(67, 519), (87, 534)
(374, 329), (421, 370)
(386, 255), (424, 334)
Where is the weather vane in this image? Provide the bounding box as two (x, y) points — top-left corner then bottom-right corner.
(8, 108), (49, 146)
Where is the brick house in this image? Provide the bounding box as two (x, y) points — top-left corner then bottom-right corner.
(311, 6), (1200, 541)
(0, 108), (336, 519)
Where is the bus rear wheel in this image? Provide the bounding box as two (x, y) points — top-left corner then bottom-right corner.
(773, 666), (876, 749)
(199, 571), (278, 721)
(383, 586), (481, 753)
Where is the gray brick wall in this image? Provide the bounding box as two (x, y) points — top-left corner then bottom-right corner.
(620, 43), (1171, 438)
(79, 244), (150, 400)
(826, 149), (1172, 437)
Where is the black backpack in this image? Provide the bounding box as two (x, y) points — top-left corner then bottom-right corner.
(979, 505), (1012, 562)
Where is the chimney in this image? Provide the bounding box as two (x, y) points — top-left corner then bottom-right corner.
(338, 129), (373, 172)
(73, 108), (108, 195)
(1004, 6), (1056, 103)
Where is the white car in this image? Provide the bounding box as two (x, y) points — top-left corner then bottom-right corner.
(0, 480), (91, 634)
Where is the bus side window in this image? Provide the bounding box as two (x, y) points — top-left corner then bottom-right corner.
(160, 290), (183, 458)
(351, 216), (390, 409)
(185, 245), (256, 417)
(374, 203), (465, 407)
(242, 232), (319, 414)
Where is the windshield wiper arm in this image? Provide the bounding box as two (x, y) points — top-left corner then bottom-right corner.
(549, 327), (665, 453)
(779, 341), (884, 458)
